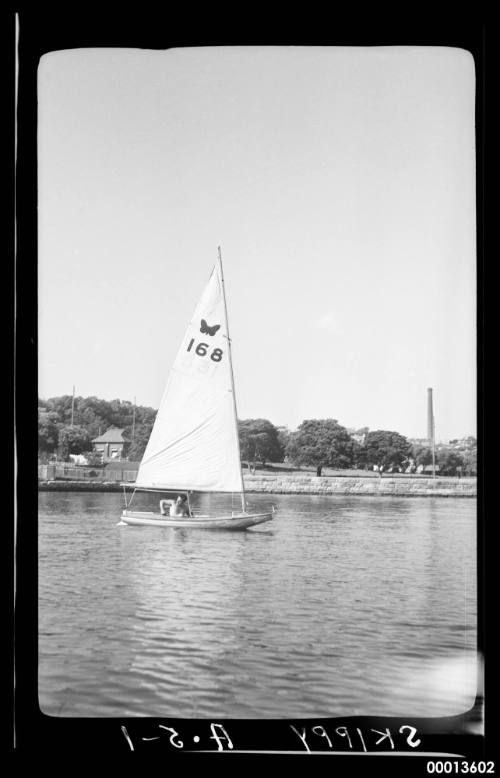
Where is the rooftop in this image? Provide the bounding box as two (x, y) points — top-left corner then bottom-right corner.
(92, 427), (128, 444)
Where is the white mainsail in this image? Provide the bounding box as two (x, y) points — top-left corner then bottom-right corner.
(135, 260), (245, 493)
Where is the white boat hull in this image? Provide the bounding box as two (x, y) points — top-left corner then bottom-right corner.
(119, 509), (274, 530)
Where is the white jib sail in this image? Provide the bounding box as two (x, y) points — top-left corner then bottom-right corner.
(135, 264), (244, 493)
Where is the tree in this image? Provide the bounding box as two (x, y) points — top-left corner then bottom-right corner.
(70, 396), (113, 439)
(238, 419), (284, 472)
(45, 395), (75, 426)
(351, 439), (367, 469)
(58, 425), (92, 461)
(437, 448), (465, 476)
(38, 395), (159, 453)
(285, 419), (355, 474)
(276, 426), (292, 458)
(363, 430), (411, 470)
(38, 409), (60, 453)
(124, 423), (154, 462)
(462, 448), (477, 476)
(411, 444), (433, 468)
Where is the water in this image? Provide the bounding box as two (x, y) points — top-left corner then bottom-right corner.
(38, 491), (477, 718)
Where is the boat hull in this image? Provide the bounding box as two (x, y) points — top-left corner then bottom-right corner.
(119, 509), (274, 530)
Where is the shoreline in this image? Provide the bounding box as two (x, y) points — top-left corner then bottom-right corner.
(38, 475), (477, 498)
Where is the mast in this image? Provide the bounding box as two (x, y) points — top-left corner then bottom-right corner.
(218, 246), (246, 512)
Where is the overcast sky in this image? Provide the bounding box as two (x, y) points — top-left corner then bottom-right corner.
(38, 46), (476, 441)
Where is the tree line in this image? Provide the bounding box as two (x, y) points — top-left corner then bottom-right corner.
(38, 395), (477, 476)
(38, 395), (157, 463)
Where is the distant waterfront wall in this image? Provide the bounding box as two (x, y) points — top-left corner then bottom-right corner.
(38, 464), (137, 483)
(242, 475), (476, 497)
(38, 472), (476, 497)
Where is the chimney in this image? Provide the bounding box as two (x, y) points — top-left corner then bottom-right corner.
(427, 388), (434, 442)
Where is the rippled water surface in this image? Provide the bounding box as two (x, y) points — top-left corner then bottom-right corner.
(38, 491), (477, 718)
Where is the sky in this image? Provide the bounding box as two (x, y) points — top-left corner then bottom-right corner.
(37, 46), (477, 442)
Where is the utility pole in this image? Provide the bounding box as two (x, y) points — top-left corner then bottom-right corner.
(132, 397), (136, 442)
(427, 387), (436, 479)
(71, 385), (75, 427)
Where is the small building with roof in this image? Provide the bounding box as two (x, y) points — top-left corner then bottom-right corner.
(92, 427), (128, 460)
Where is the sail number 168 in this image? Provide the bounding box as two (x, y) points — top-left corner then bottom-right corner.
(187, 339), (223, 362)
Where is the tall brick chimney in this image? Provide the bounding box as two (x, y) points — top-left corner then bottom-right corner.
(427, 387), (434, 443)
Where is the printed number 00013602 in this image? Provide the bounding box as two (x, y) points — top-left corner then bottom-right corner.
(426, 763), (495, 774)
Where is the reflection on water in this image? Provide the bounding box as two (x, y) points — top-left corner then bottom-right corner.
(38, 492), (477, 718)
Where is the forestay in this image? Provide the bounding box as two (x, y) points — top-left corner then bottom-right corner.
(135, 263), (244, 493)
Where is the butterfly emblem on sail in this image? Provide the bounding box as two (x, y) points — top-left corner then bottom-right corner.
(200, 319), (220, 336)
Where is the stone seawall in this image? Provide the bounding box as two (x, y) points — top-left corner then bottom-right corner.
(38, 475), (476, 497)
(39, 481), (125, 492)
(243, 475), (476, 497)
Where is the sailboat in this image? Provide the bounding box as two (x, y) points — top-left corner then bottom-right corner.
(119, 248), (276, 530)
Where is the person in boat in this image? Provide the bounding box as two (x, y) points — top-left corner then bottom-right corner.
(172, 495), (191, 517)
(159, 495), (191, 517)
